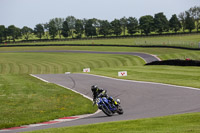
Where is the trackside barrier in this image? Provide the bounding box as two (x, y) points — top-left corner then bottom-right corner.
(83, 68), (90, 72)
(118, 71), (127, 77)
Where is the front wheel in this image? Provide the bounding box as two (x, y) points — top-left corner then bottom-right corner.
(116, 105), (123, 115)
(101, 105), (113, 116)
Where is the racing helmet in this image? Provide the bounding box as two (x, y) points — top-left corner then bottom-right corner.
(116, 99), (121, 104)
(91, 85), (98, 92)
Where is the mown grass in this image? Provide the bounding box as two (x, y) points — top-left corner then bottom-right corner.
(0, 74), (97, 129)
(26, 112), (200, 133)
(0, 53), (144, 129)
(2, 34), (200, 48)
(159, 51), (200, 60)
(1, 47), (200, 131)
(0, 45), (189, 54)
(91, 65), (200, 88)
(1, 46), (200, 66)
(0, 53), (144, 74)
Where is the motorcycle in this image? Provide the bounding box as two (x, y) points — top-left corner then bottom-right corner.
(95, 94), (123, 116)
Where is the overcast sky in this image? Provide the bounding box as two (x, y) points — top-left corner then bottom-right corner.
(0, 0), (199, 28)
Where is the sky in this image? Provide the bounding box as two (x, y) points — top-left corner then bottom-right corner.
(0, 0), (199, 28)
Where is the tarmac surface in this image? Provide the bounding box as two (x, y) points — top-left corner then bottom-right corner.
(4, 73), (200, 133)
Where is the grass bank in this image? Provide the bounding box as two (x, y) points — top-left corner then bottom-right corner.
(1, 47), (200, 130)
(0, 52), (144, 74)
(91, 65), (200, 89)
(0, 46), (199, 60)
(0, 53), (143, 129)
(26, 112), (200, 133)
(0, 74), (97, 129)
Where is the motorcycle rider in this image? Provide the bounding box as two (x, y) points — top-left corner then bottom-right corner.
(91, 85), (118, 106)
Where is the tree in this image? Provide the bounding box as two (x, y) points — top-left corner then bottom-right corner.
(7, 25), (21, 42)
(0, 25), (6, 43)
(185, 11), (195, 33)
(99, 20), (111, 37)
(53, 18), (64, 39)
(43, 23), (50, 39)
(127, 17), (138, 35)
(120, 17), (128, 36)
(85, 19), (96, 38)
(75, 19), (84, 38)
(21, 26), (33, 41)
(169, 14), (181, 33)
(189, 6), (200, 32)
(82, 18), (87, 28)
(178, 12), (186, 32)
(34, 24), (44, 40)
(92, 18), (100, 36)
(48, 19), (58, 39)
(111, 19), (122, 36)
(66, 16), (76, 38)
(139, 15), (154, 35)
(154, 12), (169, 34)
(61, 20), (69, 38)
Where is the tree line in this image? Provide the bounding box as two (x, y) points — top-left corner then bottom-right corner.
(0, 6), (200, 43)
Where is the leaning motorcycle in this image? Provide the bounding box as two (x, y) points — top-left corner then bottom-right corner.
(95, 94), (123, 116)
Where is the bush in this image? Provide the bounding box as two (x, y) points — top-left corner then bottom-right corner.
(145, 59), (200, 66)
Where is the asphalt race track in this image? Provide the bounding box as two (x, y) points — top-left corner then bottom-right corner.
(1, 51), (200, 133)
(5, 73), (200, 133)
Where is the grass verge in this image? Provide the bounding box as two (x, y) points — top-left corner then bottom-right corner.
(26, 112), (200, 133)
(1, 47), (200, 131)
(0, 74), (97, 129)
(0, 52), (144, 74)
(91, 65), (200, 88)
(0, 53), (143, 129)
(0, 46), (199, 60)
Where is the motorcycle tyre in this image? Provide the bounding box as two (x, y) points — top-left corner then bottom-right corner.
(101, 105), (113, 116)
(117, 105), (123, 115)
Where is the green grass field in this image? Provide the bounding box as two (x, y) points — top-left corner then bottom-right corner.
(0, 53), (144, 74)
(0, 45), (190, 54)
(26, 112), (200, 133)
(0, 52), (144, 129)
(0, 45), (200, 131)
(0, 74), (97, 129)
(92, 65), (200, 88)
(2, 34), (200, 48)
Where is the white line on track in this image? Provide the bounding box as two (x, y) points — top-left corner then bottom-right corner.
(79, 73), (200, 91)
(150, 54), (162, 61)
(30, 74), (49, 83)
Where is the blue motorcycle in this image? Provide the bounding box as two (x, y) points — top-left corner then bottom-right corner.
(95, 95), (123, 116)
